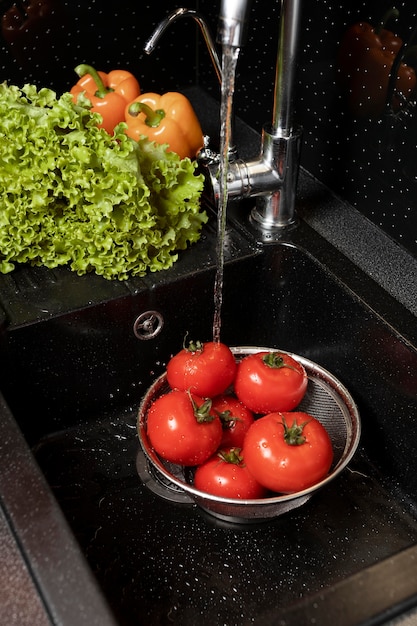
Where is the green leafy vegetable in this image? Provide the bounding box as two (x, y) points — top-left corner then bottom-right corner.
(0, 82), (207, 280)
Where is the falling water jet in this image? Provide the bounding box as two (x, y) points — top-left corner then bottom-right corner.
(212, 44), (241, 343)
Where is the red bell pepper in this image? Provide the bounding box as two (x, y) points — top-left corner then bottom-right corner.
(70, 64), (141, 134)
(1, 0), (66, 63)
(337, 8), (416, 117)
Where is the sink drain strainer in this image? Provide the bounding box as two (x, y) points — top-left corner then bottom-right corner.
(133, 310), (164, 340)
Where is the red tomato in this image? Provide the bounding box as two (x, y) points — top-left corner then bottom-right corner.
(212, 395), (255, 448)
(243, 411), (334, 493)
(166, 339), (237, 397)
(193, 448), (267, 499)
(146, 390), (222, 466)
(234, 351), (308, 413)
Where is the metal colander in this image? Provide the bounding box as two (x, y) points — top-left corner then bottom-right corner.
(137, 347), (361, 523)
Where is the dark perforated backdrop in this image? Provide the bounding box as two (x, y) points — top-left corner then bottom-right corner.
(1, 0), (416, 259)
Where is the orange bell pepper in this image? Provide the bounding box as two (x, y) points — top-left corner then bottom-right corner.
(337, 8), (416, 117)
(70, 64), (141, 134)
(125, 92), (204, 160)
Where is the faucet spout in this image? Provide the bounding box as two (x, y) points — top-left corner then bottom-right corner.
(144, 7), (222, 85)
(217, 0), (253, 48)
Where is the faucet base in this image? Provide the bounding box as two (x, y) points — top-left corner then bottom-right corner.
(249, 205), (299, 242)
(249, 125), (303, 232)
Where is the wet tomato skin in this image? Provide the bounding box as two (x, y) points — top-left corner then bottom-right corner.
(243, 411), (334, 493)
(166, 340), (237, 397)
(212, 394), (255, 448)
(234, 351), (308, 413)
(193, 448), (267, 499)
(146, 390), (222, 466)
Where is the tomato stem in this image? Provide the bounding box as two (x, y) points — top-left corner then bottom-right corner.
(217, 447), (243, 465)
(187, 339), (204, 353)
(262, 351), (298, 373)
(281, 415), (311, 446)
(181, 332), (204, 353)
(216, 408), (243, 430)
(187, 391), (216, 423)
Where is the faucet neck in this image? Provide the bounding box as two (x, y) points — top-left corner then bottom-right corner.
(273, 0), (302, 136)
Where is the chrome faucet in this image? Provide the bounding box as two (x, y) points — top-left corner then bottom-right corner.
(144, 7), (222, 84)
(214, 0), (303, 235)
(144, 0), (303, 235)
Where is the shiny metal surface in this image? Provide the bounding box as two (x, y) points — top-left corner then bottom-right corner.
(217, 0), (253, 48)
(206, 0), (304, 232)
(144, 7), (222, 84)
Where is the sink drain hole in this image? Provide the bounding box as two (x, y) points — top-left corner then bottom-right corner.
(133, 310), (164, 340)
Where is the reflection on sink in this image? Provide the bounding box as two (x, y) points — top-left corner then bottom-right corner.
(1, 219), (417, 626)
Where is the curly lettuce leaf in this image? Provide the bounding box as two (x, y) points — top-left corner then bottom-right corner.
(0, 82), (207, 280)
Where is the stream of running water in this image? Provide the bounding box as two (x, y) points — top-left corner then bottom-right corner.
(212, 44), (241, 343)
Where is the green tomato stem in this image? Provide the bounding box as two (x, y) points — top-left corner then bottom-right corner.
(281, 415), (311, 446)
(262, 351), (298, 372)
(217, 447), (243, 465)
(188, 391), (215, 424)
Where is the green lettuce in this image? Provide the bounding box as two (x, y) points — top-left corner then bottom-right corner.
(0, 82), (207, 280)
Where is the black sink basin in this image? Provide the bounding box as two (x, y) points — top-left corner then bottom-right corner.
(1, 199), (417, 626)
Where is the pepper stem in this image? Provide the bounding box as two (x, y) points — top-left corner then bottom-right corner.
(74, 64), (113, 99)
(128, 101), (166, 128)
(375, 7), (400, 35)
